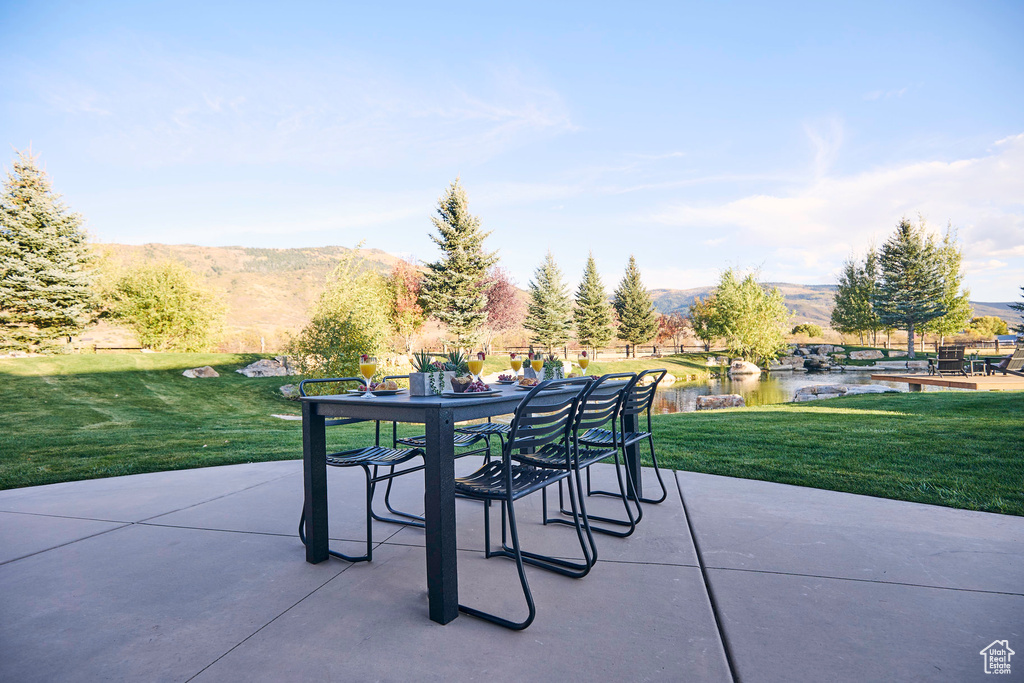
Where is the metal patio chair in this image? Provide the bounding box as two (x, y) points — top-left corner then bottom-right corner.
(985, 344), (1024, 378)
(542, 372), (643, 538)
(930, 345), (968, 377)
(579, 368), (669, 505)
(296, 377), (424, 563)
(455, 378), (592, 630)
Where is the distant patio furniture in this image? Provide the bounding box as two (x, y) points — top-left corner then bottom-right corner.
(985, 345), (1024, 378)
(930, 345), (968, 377)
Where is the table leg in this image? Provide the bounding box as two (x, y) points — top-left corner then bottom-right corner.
(622, 412), (643, 500)
(423, 406), (459, 624)
(302, 401), (329, 563)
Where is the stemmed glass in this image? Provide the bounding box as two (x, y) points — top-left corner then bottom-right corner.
(578, 350), (590, 377)
(530, 354), (544, 379)
(359, 354), (377, 398)
(509, 353), (523, 378)
(467, 352), (485, 385)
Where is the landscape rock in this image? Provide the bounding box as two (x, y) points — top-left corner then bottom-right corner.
(729, 360), (761, 376)
(696, 394), (745, 410)
(832, 354), (847, 360)
(279, 384), (301, 399)
(183, 366), (219, 378)
(907, 360), (929, 370)
(779, 355), (806, 369)
(236, 357), (298, 378)
(887, 350), (908, 358)
(845, 384), (899, 395)
(793, 383), (899, 402)
(849, 349), (884, 360)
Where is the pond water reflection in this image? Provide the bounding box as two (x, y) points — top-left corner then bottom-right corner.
(652, 371), (942, 414)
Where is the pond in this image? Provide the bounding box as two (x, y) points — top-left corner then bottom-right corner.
(653, 371), (949, 414)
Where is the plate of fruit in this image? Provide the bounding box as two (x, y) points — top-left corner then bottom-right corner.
(443, 376), (497, 397)
(495, 373), (517, 384)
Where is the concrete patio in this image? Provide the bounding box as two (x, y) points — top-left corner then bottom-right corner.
(1, 459), (1021, 682)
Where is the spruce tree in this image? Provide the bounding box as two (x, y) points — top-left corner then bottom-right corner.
(612, 255), (658, 355)
(573, 252), (613, 350)
(1009, 287), (1024, 335)
(831, 248), (881, 344)
(419, 179), (496, 347)
(524, 251), (572, 352)
(872, 217), (946, 358)
(0, 151), (94, 350)
(924, 225), (972, 345)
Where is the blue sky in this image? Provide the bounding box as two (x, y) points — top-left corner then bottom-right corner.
(2, 1), (1022, 300)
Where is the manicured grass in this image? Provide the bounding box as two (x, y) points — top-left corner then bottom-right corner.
(2, 353), (1021, 517)
(652, 391), (1024, 516)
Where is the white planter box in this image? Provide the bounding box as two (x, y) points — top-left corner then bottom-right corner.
(409, 371), (455, 396)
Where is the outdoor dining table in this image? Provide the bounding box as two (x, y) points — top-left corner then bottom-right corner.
(300, 381), (645, 625)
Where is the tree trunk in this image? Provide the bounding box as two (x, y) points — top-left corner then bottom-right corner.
(907, 321), (915, 359)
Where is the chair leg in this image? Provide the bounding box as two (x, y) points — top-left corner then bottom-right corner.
(500, 477), (595, 578)
(636, 435), (668, 504)
(548, 451), (642, 537)
(459, 494), (536, 630)
(371, 465), (425, 528)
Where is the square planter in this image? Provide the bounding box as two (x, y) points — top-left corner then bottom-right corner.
(409, 371), (455, 396)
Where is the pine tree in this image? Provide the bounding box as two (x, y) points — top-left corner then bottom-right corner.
(831, 248), (881, 344)
(524, 251), (572, 352)
(0, 151), (95, 350)
(612, 255), (658, 355)
(872, 217), (946, 358)
(1009, 287), (1024, 335)
(419, 179), (497, 347)
(924, 225), (972, 345)
(573, 252), (614, 350)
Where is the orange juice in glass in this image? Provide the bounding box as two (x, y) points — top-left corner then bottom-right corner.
(467, 356), (484, 379)
(578, 351), (590, 375)
(359, 354), (377, 398)
(510, 354), (523, 374)
(530, 357), (544, 376)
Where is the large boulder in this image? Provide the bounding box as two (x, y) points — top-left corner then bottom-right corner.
(849, 349), (884, 360)
(236, 356), (298, 378)
(887, 350), (908, 358)
(696, 394), (745, 410)
(729, 360), (761, 376)
(183, 366), (219, 378)
(845, 384), (899, 395)
(279, 384), (301, 399)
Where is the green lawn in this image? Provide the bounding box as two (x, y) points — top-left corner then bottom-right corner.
(2, 353), (1021, 516)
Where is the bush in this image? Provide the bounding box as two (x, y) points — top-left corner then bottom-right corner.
(109, 261), (225, 351)
(791, 323), (824, 337)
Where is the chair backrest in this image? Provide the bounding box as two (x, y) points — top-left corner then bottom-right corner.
(506, 378), (589, 455)
(574, 373), (635, 435)
(620, 369), (667, 419)
(936, 345), (965, 371)
(298, 377), (368, 427)
(1007, 346), (1024, 371)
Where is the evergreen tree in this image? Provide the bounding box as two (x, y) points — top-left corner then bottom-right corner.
(419, 179), (497, 347)
(573, 252), (614, 350)
(831, 249), (881, 344)
(873, 217), (946, 358)
(0, 151), (95, 350)
(612, 255), (658, 356)
(924, 225), (972, 345)
(1009, 287), (1024, 335)
(524, 251), (572, 352)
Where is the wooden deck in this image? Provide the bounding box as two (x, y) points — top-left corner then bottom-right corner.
(871, 373), (1024, 390)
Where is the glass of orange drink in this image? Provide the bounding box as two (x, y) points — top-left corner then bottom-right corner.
(578, 350), (590, 376)
(467, 352), (485, 383)
(358, 354), (377, 398)
(530, 355), (544, 377)
(509, 353), (523, 375)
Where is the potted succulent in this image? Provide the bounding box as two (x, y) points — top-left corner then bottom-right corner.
(409, 351), (455, 396)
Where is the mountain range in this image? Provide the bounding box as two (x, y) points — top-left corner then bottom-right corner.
(90, 244), (1017, 347)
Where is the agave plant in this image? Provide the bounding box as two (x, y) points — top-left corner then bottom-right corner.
(443, 351), (468, 375)
(411, 350), (436, 373)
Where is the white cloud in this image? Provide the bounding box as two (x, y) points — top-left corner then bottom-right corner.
(652, 133), (1024, 300)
